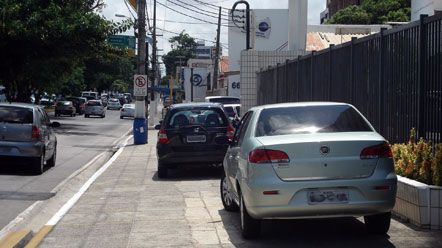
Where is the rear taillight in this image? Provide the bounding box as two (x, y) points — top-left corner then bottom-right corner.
(227, 124), (235, 141)
(360, 142), (392, 159)
(32, 126), (41, 139)
(249, 149), (290, 164)
(158, 128), (169, 144)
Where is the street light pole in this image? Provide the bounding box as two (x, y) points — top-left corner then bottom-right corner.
(134, 0), (148, 144)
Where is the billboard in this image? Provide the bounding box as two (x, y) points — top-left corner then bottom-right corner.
(228, 9), (289, 97)
(183, 68), (209, 102)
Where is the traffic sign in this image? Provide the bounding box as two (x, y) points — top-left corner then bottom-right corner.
(108, 35), (136, 49)
(134, 75), (147, 96)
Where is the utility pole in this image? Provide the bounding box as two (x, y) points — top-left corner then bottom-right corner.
(212, 7), (221, 93)
(149, 0), (157, 127)
(133, 0), (147, 144)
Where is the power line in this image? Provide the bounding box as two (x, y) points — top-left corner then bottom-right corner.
(171, 0), (229, 17)
(166, 0), (230, 21)
(191, 0), (231, 11)
(157, 27), (227, 46)
(157, 1), (234, 27)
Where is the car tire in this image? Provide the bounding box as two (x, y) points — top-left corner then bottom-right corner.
(220, 171), (239, 212)
(47, 146), (56, 168)
(120, 116), (123, 119)
(157, 162), (168, 178)
(101, 114), (105, 118)
(240, 190), (261, 239)
(85, 114), (89, 118)
(32, 153), (45, 175)
(364, 212), (391, 235)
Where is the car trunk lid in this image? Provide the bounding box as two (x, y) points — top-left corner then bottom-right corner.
(255, 132), (385, 181)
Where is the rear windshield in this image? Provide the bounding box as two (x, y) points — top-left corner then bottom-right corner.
(0, 106), (33, 124)
(167, 108), (227, 128)
(208, 97), (240, 104)
(256, 105), (372, 137)
(87, 101), (101, 106)
(123, 104), (134, 108)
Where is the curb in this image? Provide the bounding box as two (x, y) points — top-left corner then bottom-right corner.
(0, 230), (33, 248)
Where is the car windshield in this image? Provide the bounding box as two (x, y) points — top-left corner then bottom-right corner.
(87, 101), (101, 106)
(224, 106), (236, 118)
(208, 97), (240, 104)
(0, 106), (33, 123)
(256, 105), (373, 137)
(167, 108), (227, 128)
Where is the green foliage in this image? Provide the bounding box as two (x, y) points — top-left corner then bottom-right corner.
(0, 0), (134, 101)
(328, 0), (411, 24)
(162, 31), (196, 76)
(392, 128), (442, 186)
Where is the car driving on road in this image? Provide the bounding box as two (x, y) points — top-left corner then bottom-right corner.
(55, 101), (76, 117)
(155, 103), (235, 178)
(220, 102), (397, 238)
(120, 104), (135, 119)
(107, 98), (122, 110)
(84, 100), (106, 118)
(0, 103), (60, 174)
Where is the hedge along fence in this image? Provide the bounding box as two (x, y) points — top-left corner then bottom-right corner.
(392, 128), (442, 186)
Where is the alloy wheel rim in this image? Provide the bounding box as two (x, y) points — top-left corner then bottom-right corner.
(222, 177), (232, 206)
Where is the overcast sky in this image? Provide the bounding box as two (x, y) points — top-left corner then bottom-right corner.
(100, 0), (326, 60)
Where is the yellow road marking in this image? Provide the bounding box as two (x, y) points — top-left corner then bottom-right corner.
(24, 226), (53, 248)
(0, 230), (32, 248)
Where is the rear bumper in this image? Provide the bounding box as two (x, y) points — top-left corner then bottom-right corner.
(0, 141), (43, 163)
(157, 144), (228, 165)
(120, 112), (134, 117)
(85, 110), (104, 116)
(241, 174), (397, 219)
(55, 109), (74, 114)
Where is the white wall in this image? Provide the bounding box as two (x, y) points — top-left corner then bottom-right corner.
(183, 68), (209, 102)
(228, 9), (290, 97)
(412, 0), (442, 21)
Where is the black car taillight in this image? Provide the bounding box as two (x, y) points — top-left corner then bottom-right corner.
(158, 128), (169, 144)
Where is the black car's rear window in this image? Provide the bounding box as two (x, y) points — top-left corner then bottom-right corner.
(256, 105), (372, 137)
(209, 97), (240, 104)
(87, 101), (101, 106)
(167, 108), (227, 128)
(0, 106), (33, 123)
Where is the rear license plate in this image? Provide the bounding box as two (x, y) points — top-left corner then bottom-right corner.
(307, 190), (349, 205)
(186, 135), (206, 143)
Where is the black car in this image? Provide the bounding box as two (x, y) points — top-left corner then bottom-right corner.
(155, 103), (235, 178)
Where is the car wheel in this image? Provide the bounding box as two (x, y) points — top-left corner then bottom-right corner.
(220, 171), (239, 212)
(101, 114), (105, 118)
(157, 161), (168, 178)
(240, 190), (261, 239)
(364, 212), (391, 235)
(47, 146), (56, 168)
(120, 116), (123, 119)
(85, 114), (89, 118)
(32, 152), (45, 175)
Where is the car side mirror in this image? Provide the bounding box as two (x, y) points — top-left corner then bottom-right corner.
(154, 124), (161, 130)
(50, 122), (61, 128)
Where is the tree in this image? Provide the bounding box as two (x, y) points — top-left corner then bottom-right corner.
(328, 0), (411, 24)
(162, 31), (197, 76)
(0, 0), (133, 102)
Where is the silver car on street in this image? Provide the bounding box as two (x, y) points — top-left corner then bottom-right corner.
(0, 103), (60, 174)
(220, 102), (397, 238)
(120, 104), (135, 119)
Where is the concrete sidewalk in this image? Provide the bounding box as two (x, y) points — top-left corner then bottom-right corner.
(39, 130), (234, 248)
(37, 130), (442, 248)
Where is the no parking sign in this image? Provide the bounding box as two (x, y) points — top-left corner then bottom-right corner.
(133, 75), (147, 96)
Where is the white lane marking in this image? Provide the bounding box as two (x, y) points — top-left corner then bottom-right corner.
(46, 135), (132, 226)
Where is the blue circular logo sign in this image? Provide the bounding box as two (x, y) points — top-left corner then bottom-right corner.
(258, 22), (269, 32)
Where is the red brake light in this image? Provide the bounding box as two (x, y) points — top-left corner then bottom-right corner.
(227, 124), (235, 141)
(158, 128), (169, 144)
(360, 143), (392, 159)
(249, 149), (290, 164)
(32, 126), (41, 139)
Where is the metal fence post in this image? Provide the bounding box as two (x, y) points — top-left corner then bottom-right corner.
(297, 55), (301, 101)
(350, 37), (357, 102)
(378, 28), (386, 134)
(285, 59), (290, 102)
(310, 51), (315, 101)
(418, 14), (428, 139)
(328, 44), (334, 101)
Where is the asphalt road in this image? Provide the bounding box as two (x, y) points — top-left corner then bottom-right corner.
(0, 109), (132, 230)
